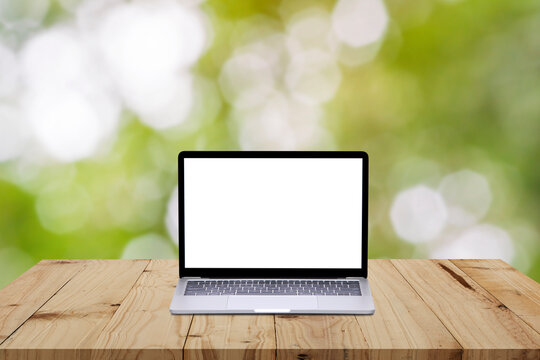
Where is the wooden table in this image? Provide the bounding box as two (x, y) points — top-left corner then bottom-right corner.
(0, 259), (538, 360)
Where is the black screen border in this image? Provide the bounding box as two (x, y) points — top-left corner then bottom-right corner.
(178, 151), (369, 279)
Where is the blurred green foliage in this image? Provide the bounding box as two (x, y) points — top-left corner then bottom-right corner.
(0, 0), (539, 288)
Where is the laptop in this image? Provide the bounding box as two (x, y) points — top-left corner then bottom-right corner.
(170, 151), (374, 314)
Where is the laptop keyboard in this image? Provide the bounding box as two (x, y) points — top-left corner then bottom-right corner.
(184, 280), (362, 296)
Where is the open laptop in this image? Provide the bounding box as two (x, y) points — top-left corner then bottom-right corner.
(170, 151), (374, 314)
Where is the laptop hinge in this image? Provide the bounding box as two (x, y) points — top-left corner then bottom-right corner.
(182, 277), (202, 279)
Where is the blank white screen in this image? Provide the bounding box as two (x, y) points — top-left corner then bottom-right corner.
(184, 158), (363, 268)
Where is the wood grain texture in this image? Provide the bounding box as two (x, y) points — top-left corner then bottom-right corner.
(90, 260), (192, 360)
(452, 259), (540, 334)
(392, 259), (540, 360)
(184, 314), (275, 360)
(1, 259), (540, 360)
(275, 260), (464, 360)
(355, 259), (462, 360)
(275, 314), (367, 360)
(0, 260), (84, 345)
(0, 260), (149, 360)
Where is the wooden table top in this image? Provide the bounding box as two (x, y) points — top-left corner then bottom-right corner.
(0, 259), (538, 360)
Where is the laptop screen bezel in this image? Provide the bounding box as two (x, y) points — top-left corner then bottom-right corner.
(178, 151), (369, 279)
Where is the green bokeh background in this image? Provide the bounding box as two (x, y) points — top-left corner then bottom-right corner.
(1, 0), (539, 288)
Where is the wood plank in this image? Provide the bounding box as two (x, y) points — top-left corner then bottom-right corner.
(0, 260), (84, 345)
(275, 314), (367, 360)
(392, 259), (540, 360)
(356, 259), (462, 360)
(275, 260), (462, 360)
(184, 315), (275, 360)
(0, 259), (149, 360)
(452, 259), (540, 333)
(90, 260), (191, 360)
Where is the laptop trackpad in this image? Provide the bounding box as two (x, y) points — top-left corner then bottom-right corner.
(227, 296), (317, 310)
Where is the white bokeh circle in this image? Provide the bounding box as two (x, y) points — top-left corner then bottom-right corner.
(438, 169), (492, 227)
(20, 26), (88, 90)
(286, 8), (338, 55)
(20, 26), (121, 162)
(285, 49), (342, 105)
(237, 93), (326, 150)
(331, 0), (388, 48)
(390, 185), (448, 243)
(96, 0), (206, 129)
(23, 89), (103, 162)
(430, 224), (514, 263)
(219, 52), (276, 109)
